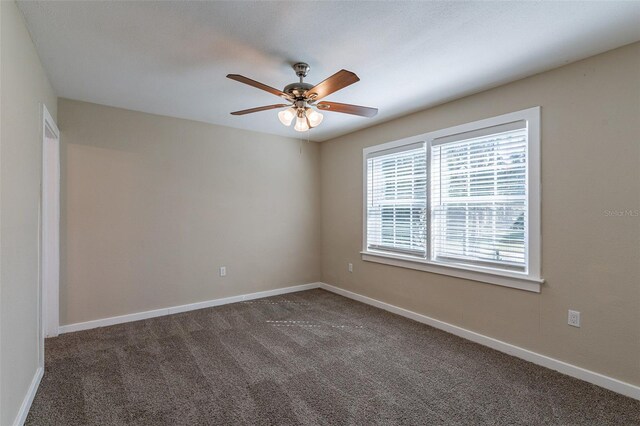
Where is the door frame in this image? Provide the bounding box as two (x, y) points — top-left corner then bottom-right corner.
(40, 104), (60, 364)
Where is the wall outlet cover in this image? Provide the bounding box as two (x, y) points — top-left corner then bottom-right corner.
(568, 310), (580, 327)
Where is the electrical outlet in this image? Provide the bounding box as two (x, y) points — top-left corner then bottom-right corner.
(219, 266), (226, 277)
(348, 263), (353, 273)
(568, 310), (580, 327)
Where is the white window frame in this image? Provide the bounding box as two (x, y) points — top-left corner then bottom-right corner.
(362, 107), (542, 292)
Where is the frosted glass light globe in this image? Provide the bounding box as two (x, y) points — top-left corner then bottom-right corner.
(294, 115), (310, 132)
(278, 107), (296, 126)
(306, 108), (324, 128)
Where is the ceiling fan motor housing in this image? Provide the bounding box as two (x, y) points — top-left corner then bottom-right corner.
(284, 82), (314, 99)
(284, 62), (314, 99)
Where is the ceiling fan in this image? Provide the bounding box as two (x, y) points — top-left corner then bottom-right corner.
(227, 62), (378, 132)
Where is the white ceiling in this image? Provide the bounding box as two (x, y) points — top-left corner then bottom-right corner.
(17, 1), (640, 142)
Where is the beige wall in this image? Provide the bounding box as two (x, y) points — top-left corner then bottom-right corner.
(58, 99), (321, 326)
(0, 1), (58, 424)
(320, 43), (640, 386)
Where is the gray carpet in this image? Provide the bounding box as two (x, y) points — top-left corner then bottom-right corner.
(26, 289), (640, 425)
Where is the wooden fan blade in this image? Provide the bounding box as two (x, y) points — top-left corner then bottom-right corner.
(227, 74), (292, 100)
(305, 70), (360, 101)
(230, 104), (290, 115)
(316, 101), (378, 117)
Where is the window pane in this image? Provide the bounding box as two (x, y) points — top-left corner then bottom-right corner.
(431, 128), (527, 271)
(367, 144), (427, 256)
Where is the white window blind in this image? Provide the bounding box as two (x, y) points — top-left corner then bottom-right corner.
(431, 122), (527, 271)
(366, 142), (427, 256)
(363, 108), (541, 290)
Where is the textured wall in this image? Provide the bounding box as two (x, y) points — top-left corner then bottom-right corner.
(0, 1), (58, 424)
(320, 43), (640, 386)
(58, 99), (321, 326)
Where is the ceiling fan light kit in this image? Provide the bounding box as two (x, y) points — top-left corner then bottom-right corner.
(227, 62), (377, 132)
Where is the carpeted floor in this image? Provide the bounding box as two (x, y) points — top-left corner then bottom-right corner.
(27, 289), (640, 425)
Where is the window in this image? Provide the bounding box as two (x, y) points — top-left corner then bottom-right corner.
(363, 108), (541, 292)
(431, 122), (527, 271)
(367, 143), (427, 256)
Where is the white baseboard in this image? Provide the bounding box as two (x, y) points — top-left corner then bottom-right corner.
(13, 367), (43, 426)
(59, 282), (321, 334)
(317, 282), (640, 401)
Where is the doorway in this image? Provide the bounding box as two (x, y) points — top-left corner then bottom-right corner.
(41, 104), (60, 354)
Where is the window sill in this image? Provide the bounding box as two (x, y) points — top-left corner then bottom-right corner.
(361, 250), (543, 293)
